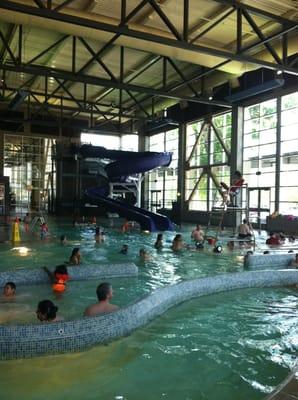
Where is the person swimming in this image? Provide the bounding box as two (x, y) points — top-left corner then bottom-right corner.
(154, 233), (163, 250)
(139, 248), (151, 261)
(191, 225), (204, 242)
(36, 300), (63, 322)
(2, 282), (16, 299)
(84, 282), (119, 317)
(43, 264), (69, 293)
(69, 247), (81, 265)
(120, 244), (128, 255)
(171, 234), (185, 251)
(40, 222), (48, 240)
(94, 226), (105, 243)
(60, 234), (67, 244)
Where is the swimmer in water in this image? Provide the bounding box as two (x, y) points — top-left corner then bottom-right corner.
(43, 264), (70, 293)
(139, 248), (151, 261)
(120, 244), (128, 255)
(2, 282), (16, 299)
(36, 299), (63, 322)
(69, 247), (81, 265)
(191, 225), (204, 242)
(94, 226), (105, 243)
(60, 234), (67, 245)
(171, 234), (185, 251)
(84, 282), (119, 317)
(154, 233), (163, 250)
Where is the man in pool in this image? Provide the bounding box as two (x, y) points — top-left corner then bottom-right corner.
(84, 282), (119, 317)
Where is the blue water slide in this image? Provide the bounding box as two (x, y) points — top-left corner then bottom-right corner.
(80, 145), (172, 180)
(85, 188), (156, 232)
(80, 145), (173, 231)
(86, 188), (173, 232)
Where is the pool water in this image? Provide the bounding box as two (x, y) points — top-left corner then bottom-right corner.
(0, 288), (297, 400)
(0, 218), (297, 399)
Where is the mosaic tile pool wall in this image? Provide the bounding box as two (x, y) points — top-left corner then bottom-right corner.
(0, 263), (138, 286)
(1, 269), (297, 360)
(244, 253), (295, 269)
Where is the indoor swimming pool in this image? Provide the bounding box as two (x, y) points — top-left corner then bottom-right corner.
(0, 218), (297, 400)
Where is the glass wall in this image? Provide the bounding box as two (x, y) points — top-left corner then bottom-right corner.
(146, 129), (178, 210)
(4, 135), (55, 213)
(185, 112), (231, 211)
(280, 92), (298, 214)
(243, 92), (298, 216)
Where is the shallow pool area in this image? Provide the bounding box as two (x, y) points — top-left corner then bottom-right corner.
(0, 287), (297, 400)
(0, 218), (297, 399)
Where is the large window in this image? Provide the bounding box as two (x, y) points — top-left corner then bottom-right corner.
(185, 112), (231, 211)
(243, 92), (298, 216)
(243, 99), (277, 216)
(280, 92), (298, 214)
(4, 135), (55, 212)
(146, 129), (178, 210)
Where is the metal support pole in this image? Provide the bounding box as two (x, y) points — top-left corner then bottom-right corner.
(275, 96), (281, 212)
(183, 0), (189, 42)
(178, 122), (186, 222)
(72, 36), (76, 73)
(231, 105), (243, 227)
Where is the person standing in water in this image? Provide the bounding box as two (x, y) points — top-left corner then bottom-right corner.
(84, 282), (119, 316)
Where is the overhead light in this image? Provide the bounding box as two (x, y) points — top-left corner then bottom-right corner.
(208, 96), (213, 101)
(276, 70), (283, 75)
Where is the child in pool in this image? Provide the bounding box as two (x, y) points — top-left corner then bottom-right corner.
(2, 282), (16, 299)
(40, 222), (48, 240)
(43, 264), (70, 293)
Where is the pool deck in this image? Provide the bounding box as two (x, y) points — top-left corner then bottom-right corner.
(265, 366), (298, 400)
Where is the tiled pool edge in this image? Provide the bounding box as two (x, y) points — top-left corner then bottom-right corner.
(0, 263), (138, 286)
(1, 269), (297, 361)
(244, 253), (295, 269)
(264, 365), (298, 400)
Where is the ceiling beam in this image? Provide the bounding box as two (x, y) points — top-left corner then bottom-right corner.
(0, 1), (296, 75)
(0, 62), (232, 107)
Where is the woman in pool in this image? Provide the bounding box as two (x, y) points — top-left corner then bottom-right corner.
(69, 247), (81, 265)
(36, 300), (63, 322)
(154, 233), (163, 250)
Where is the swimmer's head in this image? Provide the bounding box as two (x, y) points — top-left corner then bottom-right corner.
(71, 247), (80, 257)
(213, 245), (222, 254)
(60, 235), (67, 243)
(120, 245), (128, 254)
(156, 233), (163, 241)
(263, 250), (270, 254)
(95, 226), (100, 235)
(3, 282), (16, 297)
(36, 299), (58, 322)
(54, 264), (68, 275)
(96, 282), (112, 301)
(195, 242), (204, 250)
